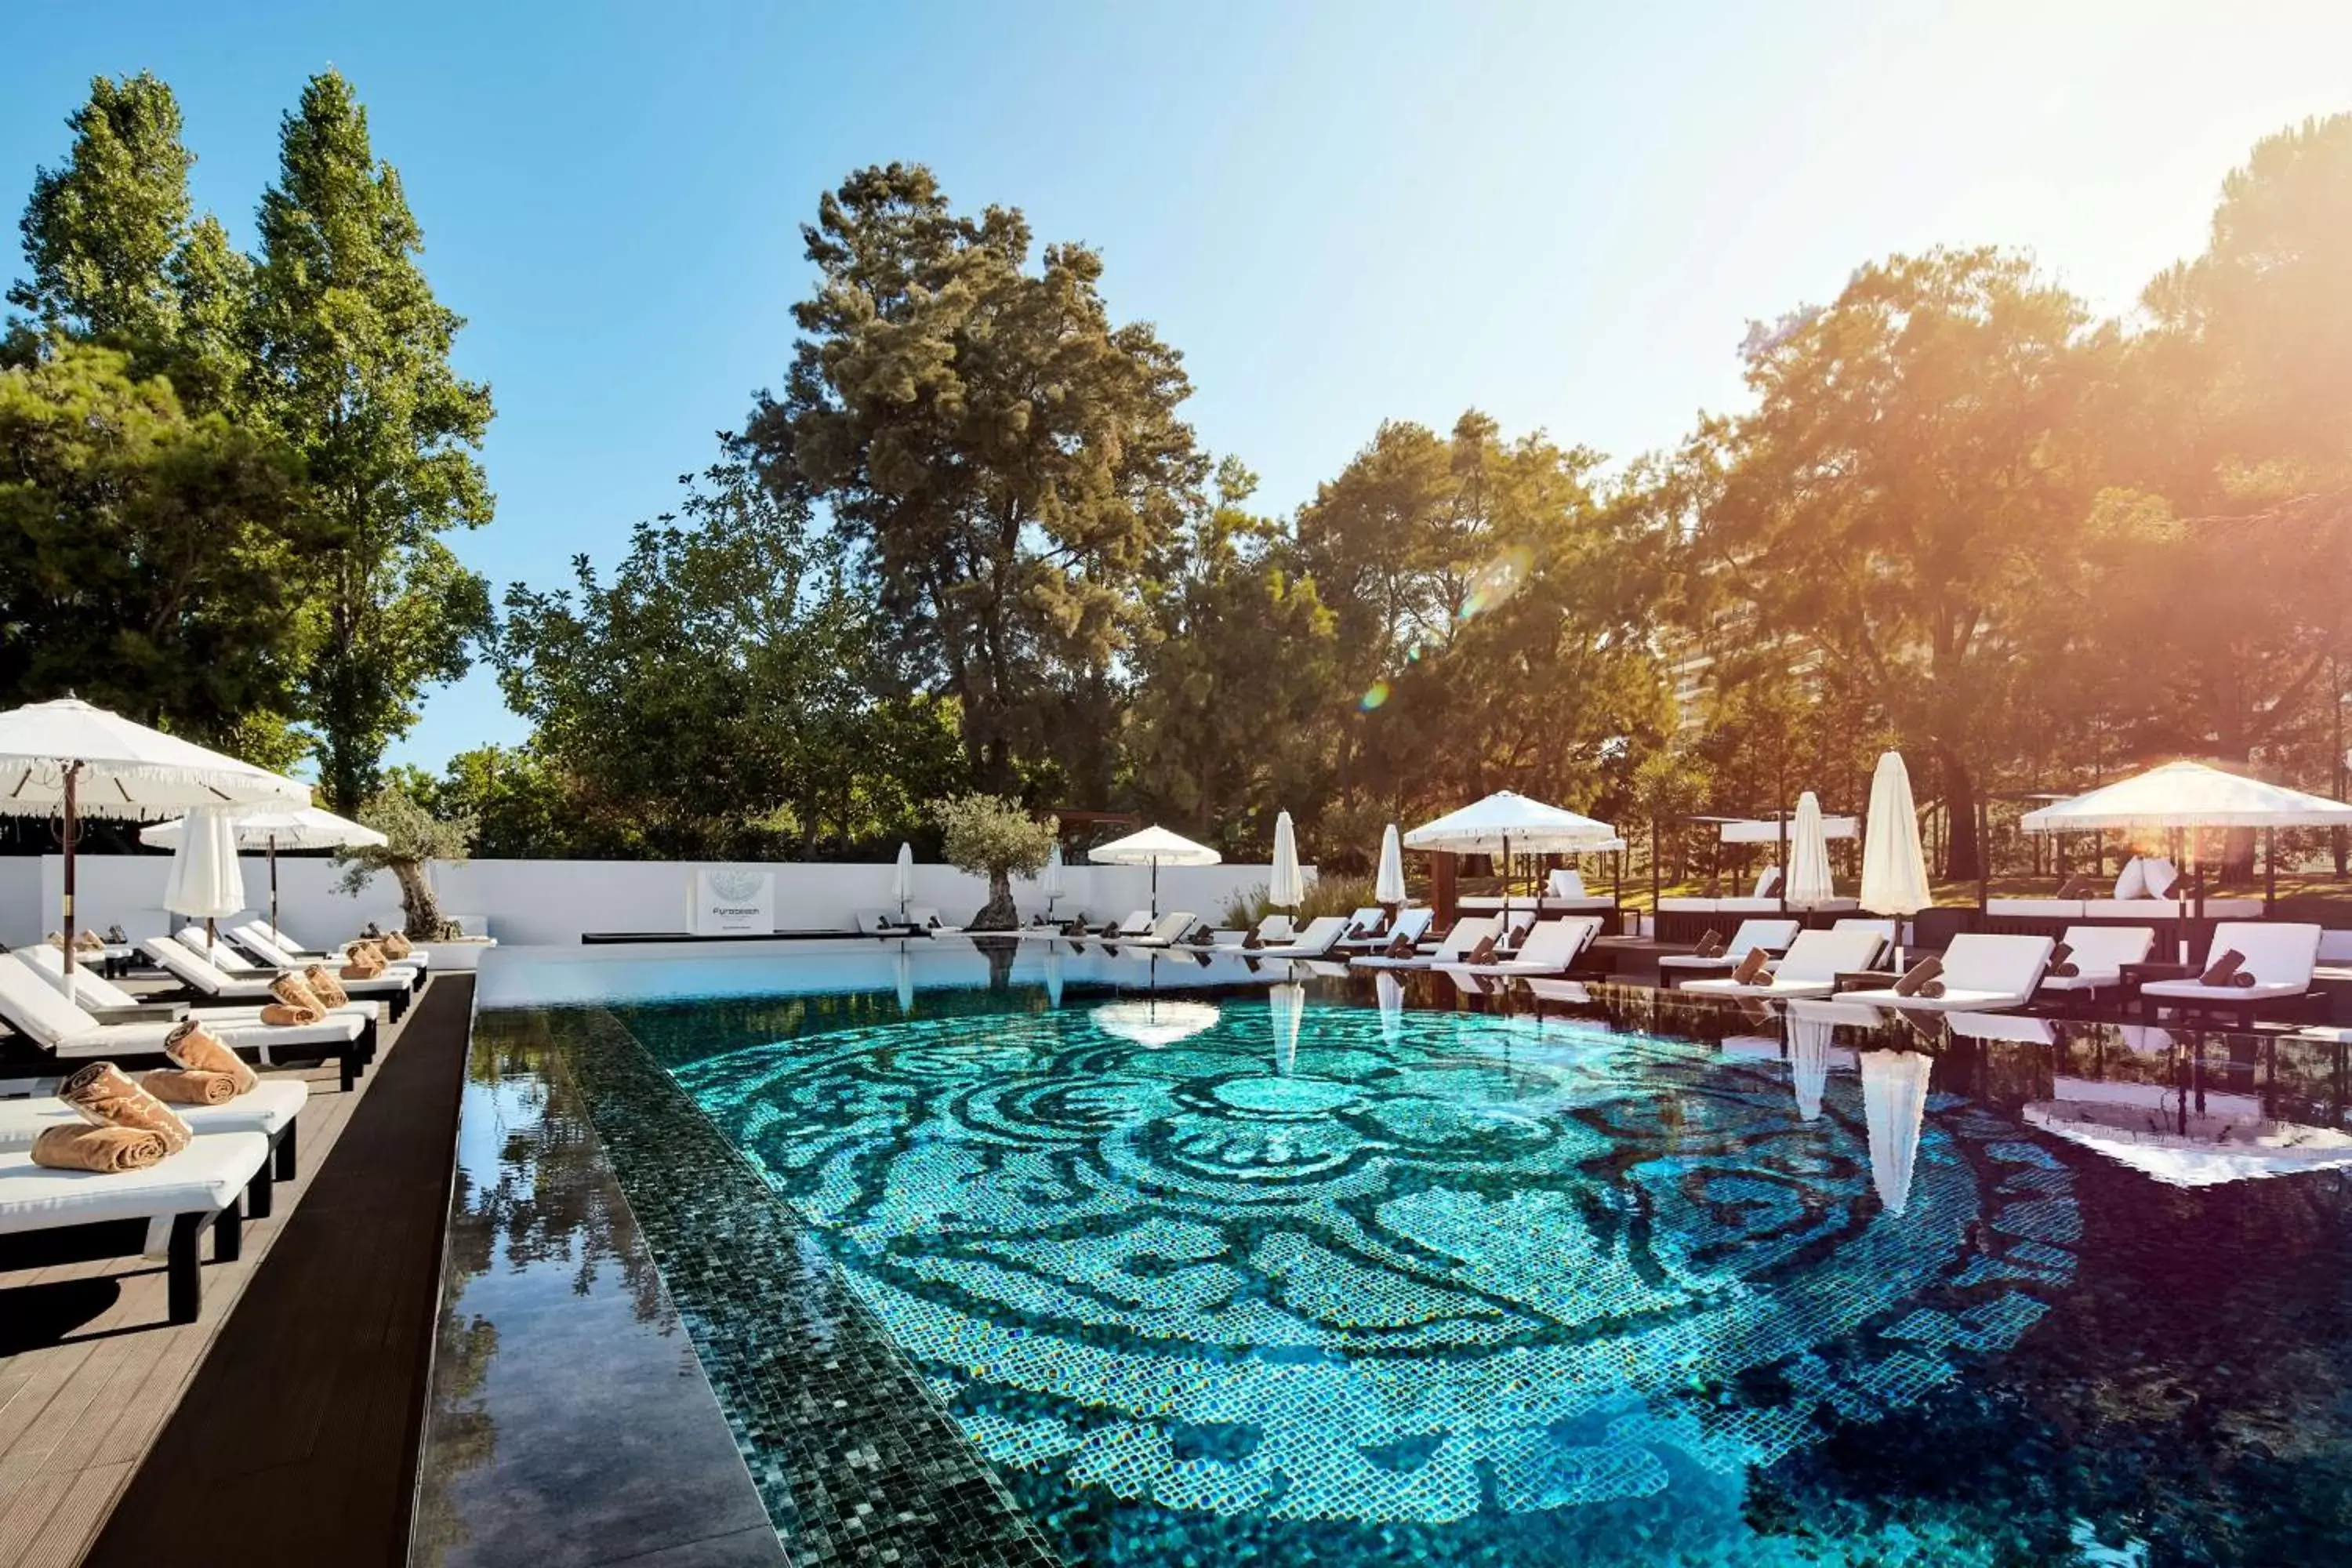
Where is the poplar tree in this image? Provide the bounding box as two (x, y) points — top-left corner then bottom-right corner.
(249, 70), (494, 810)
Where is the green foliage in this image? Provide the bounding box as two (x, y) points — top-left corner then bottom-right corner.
(332, 785), (475, 937)
(748, 163), (1207, 796)
(928, 793), (1058, 929)
(1221, 873), (1372, 931)
(0, 341), (312, 743)
(250, 70), (495, 811)
(497, 456), (962, 858)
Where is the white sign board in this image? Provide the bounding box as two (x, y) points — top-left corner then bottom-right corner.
(686, 867), (775, 935)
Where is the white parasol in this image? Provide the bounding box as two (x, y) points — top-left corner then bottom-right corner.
(1375, 823), (1406, 908)
(1269, 811), (1305, 909)
(143, 802), (384, 929)
(1089, 826), (1221, 916)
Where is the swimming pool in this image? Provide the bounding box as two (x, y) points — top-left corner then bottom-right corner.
(459, 941), (2352, 1566)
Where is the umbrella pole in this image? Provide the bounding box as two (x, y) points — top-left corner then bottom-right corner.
(1151, 858), (1159, 918)
(270, 834), (280, 931)
(2265, 826), (2277, 913)
(60, 763), (82, 993)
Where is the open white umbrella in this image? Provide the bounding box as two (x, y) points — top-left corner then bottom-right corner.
(892, 842), (915, 920)
(1269, 811), (1305, 909)
(1089, 825), (1221, 916)
(161, 804), (245, 954)
(1860, 1048), (1933, 1216)
(1374, 823), (1406, 908)
(1861, 752), (1931, 969)
(1784, 790), (1835, 906)
(1405, 790), (1618, 920)
(1269, 982), (1304, 1076)
(143, 802), (384, 930)
(2022, 760), (2352, 910)
(0, 697), (307, 988)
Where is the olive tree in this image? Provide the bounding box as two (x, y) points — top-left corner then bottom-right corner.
(332, 785), (475, 938)
(930, 793), (1057, 931)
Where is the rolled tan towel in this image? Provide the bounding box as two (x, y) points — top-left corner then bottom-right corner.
(381, 932), (413, 960)
(74, 929), (103, 951)
(1242, 930), (1264, 951)
(1695, 928), (1725, 958)
(32, 1123), (167, 1173)
(265, 973), (326, 1025)
(1893, 956), (1944, 997)
(1367, 913), (1392, 938)
(1731, 946), (1771, 985)
(44, 930), (64, 949)
(1384, 932), (1416, 959)
(1465, 935), (1498, 964)
(165, 1020), (259, 1094)
(143, 1068), (238, 1105)
(342, 941), (386, 979)
(1098, 922), (1120, 938)
(304, 965), (352, 1007)
(2199, 948), (2245, 987)
(59, 1062), (191, 1154)
(1345, 921), (1368, 940)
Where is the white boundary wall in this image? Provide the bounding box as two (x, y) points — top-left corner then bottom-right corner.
(0, 855), (1306, 949)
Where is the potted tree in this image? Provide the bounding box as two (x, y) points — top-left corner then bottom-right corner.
(931, 793), (1058, 931)
(332, 787), (482, 953)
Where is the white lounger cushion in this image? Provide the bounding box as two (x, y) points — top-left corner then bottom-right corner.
(0, 956), (362, 1057)
(149, 938), (416, 999)
(1256, 916), (1349, 959)
(1450, 918), (1602, 977)
(0, 1080), (307, 1153)
(1126, 913), (1202, 946)
(2038, 925), (2155, 991)
(1352, 917), (1497, 971)
(20, 946), (382, 1027)
(256, 921), (429, 969)
(186, 927), (419, 992)
(1987, 898), (2087, 919)
(2083, 898), (2183, 920)
(1657, 898), (1718, 913)
(2142, 922), (2321, 1006)
(0, 1131), (268, 1233)
(1683, 928), (1889, 998)
(1842, 934), (2054, 1012)
(1660, 918), (1804, 971)
(1336, 908), (1432, 949)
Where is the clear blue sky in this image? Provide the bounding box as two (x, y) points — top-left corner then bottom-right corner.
(6, 1), (2350, 772)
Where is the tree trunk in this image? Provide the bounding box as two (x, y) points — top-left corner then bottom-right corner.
(392, 860), (444, 939)
(971, 868), (1018, 931)
(1939, 746), (1982, 883)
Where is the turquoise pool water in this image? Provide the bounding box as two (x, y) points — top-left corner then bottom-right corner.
(567, 959), (2352, 1566)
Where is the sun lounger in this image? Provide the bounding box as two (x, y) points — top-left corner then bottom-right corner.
(1334, 907), (1432, 953)
(1658, 919), (1803, 983)
(142, 937), (412, 1029)
(1841, 933), (2056, 1013)
(228, 923), (426, 986)
(1122, 912), (1204, 948)
(0, 956), (374, 1092)
(1249, 916), (1350, 961)
(187, 927), (419, 994)
(1682, 927), (1889, 999)
(0, 1080), (308, 1218)
(2034, 924), (2155, 1004)
(0, 1131), (267, 1324)
(1352, 917), (1500, 972)
(250, 919), (432, 972)
(1441, 917), (1604, 990)
(2140, 921), (2323, 1023)
(18, 947), (383, 1042)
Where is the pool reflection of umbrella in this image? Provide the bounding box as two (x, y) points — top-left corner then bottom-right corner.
(1269, 982), (1304, 1075)
(894, 945), (914, 1016)
(2024, 1079), (2352, 1187)
(1860, 1048), (1933, 1215)
(1043, 944), (1065, 1007)
(1091, 997), (1221, 1048)
(1376, 971), (1405, 1044)
(1788, 1014), (1831, 1121)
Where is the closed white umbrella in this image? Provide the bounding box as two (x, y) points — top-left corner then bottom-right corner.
(143, 803), (384, 930)
(1405, 790), (1618, 920)
(0, 697), (307, 989)
(1784, 790), (1835, 906)
(1375, 823), (1406, 908)
(1860, 1049), (1933, 1216)
(162, 804), (245, 953)
(892, 842), (915, 920)
(1861, 752), (1932, 969)
(1089, 825), (1221, 916)
(1269, 982), (1304, 1076)
(1038, 842), (1065, 917)
(1269, 811), (1305, 909)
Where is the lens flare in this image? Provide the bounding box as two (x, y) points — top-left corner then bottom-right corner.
(1360, 682), (1390, 711)
(1460, 546), (1533, 622)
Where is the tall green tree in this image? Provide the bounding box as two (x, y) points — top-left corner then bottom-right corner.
(250, 69), (493, 811)
(497, 456), (963, 858)
(1693, 249), (2107, 878)
(0, 341), (310, 740)
(747, 162), (1206, 798)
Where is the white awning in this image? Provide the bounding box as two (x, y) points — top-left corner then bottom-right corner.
(1403, 790), (1617, 855)
(2021, 760), (2352, 832)
(1719, 815), (1858, 842)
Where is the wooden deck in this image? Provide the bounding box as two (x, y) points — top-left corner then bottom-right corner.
(0, 974), (474, 1568)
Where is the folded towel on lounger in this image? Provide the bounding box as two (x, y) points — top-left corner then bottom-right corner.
(1893, 956), (1944, 998)
(2047, 941), (2078, 978)
(264, 973), (327, 1026)
(142, 1069), (239, 1105)
(1695, 928), (1725, 958)
(165, 1020), (258, 1094)
(1465, 935), (1498, 965)
(32, 1123), (169, 1172)
(1730, 947), (1770, 985)
(1242, 930), (1264, 950)
(75, 929), (103, 951)
(60, 1062), (191, 1154)
(2198, 948), (2256, 988)
(382, 932), (413, 959)
(304, 965), (352, 1008)
(1382, 931), (1416, 959)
